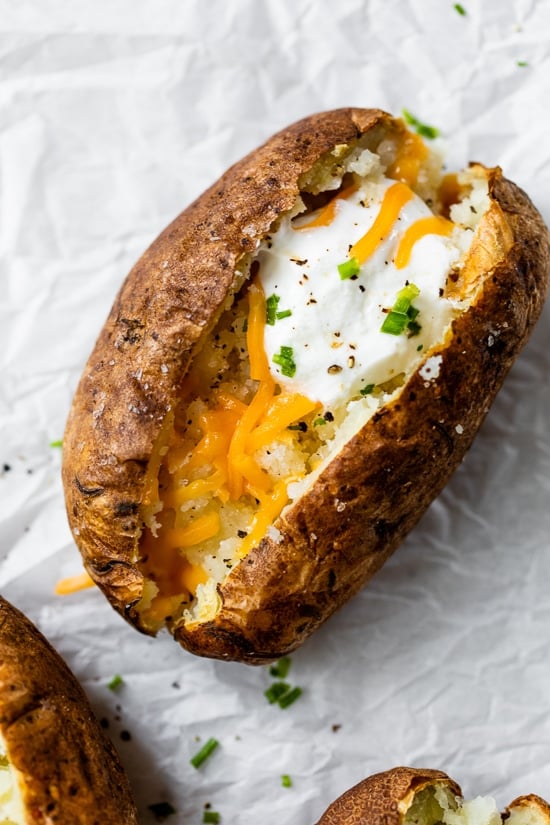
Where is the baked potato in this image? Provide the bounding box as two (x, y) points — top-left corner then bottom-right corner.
(62, 107), (550, 664)
(314, 766), (550, 825)
(0, 596), (137, 824)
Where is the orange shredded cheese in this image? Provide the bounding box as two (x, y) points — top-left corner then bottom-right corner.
(394, 215), (455, 269)
(140, 278), (318, 613)
(294, 183), (358, 230)
(386, 129), (428, 187)
(55, 571), (95, 596)
(350, 182), (414, 264)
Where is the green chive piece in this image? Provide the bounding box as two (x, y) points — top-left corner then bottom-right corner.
(190, 738), (219, 769)
(264, 681), (291, 704)
(273, 346), (296, 378)
(148, 802), (176, 820)
(275, 309), (292, 321)
(203, 812), (221, 824)
(381, 284), (421, 335)
(381, 311), (408, 335)
(454, 2), (466, 15)
(517, 60), (528, 67)
(338, 257), (361, 280)
(281, 774), (292, 788)
(313, 417), (327, 426)
(242, 318), (248, 332)
(278, 686), (302, 709)
(360, 384), (375, 396)
(417, 344), (424, 351)
(107, 674), (123, 691)
(49, 439), (63, 448)
(402, 109), (440, 140)
(269, 656), (292, 679)
(266, 294), (281, 325)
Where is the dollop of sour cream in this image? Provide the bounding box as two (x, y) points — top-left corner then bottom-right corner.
(257, 176), (468, 408)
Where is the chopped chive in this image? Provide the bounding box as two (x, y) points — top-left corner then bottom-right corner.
(265, 681), (290, 704)
(381, 284), (421, 335)
(266, 294), (281, 325)
(517, 60), (528, 67)
(269, 656), (291, 679)
(148, 802), (176, 820)
(276, 309), (292, 320)
(281, 774), (292, 788)
(337, 257), (360, 280)
(107, 674), (124, 691)
(360, 384), (375, 396)
(381, 311), (408, 335)
(417, 344), (424, 351)
(278, 686), (302, 709)
(242, 318), (248, 332)
(49, 439), (63, 448)
(203, 813), (221, 824)
(190, 738), (219, 769)
(313, 417), (327, 426)
(273, 346), (296, 378)
(402, 109), (440, 140)
(454, 2), (466, 15)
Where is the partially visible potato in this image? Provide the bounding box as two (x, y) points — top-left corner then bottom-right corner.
(315, 767), (550, 825)
(0, 596), (137, 824)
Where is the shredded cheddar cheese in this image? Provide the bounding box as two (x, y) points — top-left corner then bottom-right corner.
(350, 182), (414, 264)
(394, 215), (455, 269)
(55, 571), (95, 596)
(294, 183), (358, 231)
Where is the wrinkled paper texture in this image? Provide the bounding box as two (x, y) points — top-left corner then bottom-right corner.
(1, 1), (550, 822)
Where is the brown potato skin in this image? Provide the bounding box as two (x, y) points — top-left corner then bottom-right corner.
(314, 768), (550, 825)
(315, 767), (460, 825)
(0, 597), (137, 824)
(62, 108), (550, 663)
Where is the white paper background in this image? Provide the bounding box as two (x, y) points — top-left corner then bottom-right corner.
(1, 1), (550, 822)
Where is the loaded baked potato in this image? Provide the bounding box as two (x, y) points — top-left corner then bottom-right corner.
(0, 596), (137, 824)
(62, 107), (550, 663)
(315, 766), (550, 825)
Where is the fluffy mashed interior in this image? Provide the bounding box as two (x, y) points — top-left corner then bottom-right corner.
(404, 785), (549, 825)
(0, 736), (25, 825)
(136, 122), (490, 632)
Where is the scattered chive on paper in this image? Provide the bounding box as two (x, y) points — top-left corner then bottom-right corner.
(517, 60), (528, 67)
(281, 774), (293, 788)
(269, 656), (292, 679)
(203, 812), (221, 824)
(337, 257), (360, 280)
(147, 802), (176, 821)
(264, 681), (291, 704)
(454, 2), (466, 15)
(190, 738), (219, 769)
(49, 439), (63, 448)
(402, 109), (440, 140)
(107, 674), (124, 691)
(278, 686), (302, 709)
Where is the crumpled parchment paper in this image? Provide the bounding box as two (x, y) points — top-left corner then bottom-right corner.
(2, 0), (550, 822)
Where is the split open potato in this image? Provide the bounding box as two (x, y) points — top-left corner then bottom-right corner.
(63, 108), (549, 663)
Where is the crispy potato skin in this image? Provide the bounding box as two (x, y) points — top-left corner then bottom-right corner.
(62, 108), (550, 663)
(315, 767), (460, 825)
(314, 768), (550, 825)
(0, 597), (137, 824)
